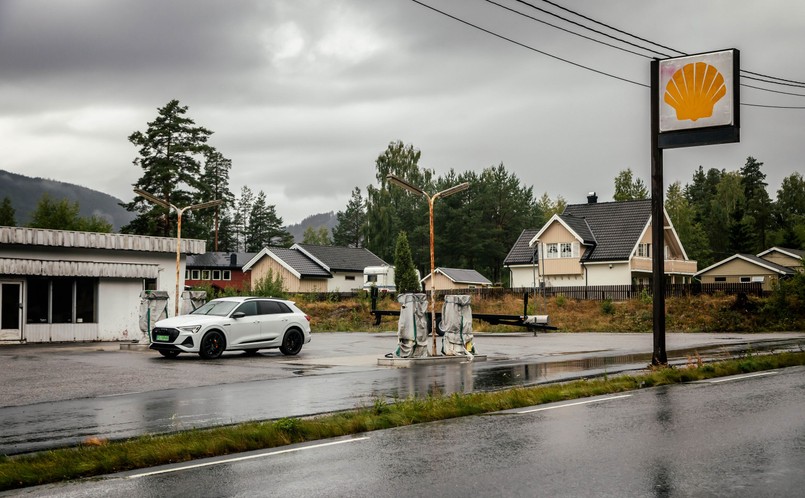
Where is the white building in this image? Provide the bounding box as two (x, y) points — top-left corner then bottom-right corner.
(0, 226), (205, 343)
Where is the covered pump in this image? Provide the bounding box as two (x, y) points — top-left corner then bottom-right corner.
(392, 293), (430, 358)
(439, 295), (476, 358)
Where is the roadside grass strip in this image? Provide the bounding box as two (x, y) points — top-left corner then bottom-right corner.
(1, 351), (804, 491)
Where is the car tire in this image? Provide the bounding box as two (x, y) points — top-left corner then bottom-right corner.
(199, 331), (226, 359)
(279, 328), (304, 356)
(158, 350), (180, 358)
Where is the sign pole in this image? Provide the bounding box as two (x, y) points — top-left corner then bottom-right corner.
(650, 59), (667, 366)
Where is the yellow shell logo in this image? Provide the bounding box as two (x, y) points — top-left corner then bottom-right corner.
(664, 62), (726, 121)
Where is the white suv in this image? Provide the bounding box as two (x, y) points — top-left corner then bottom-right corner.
(149, 296), (312, 359)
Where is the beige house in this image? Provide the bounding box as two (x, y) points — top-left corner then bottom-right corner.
(421, 267), (492, 291)
(695, 252), (798, 291)
(756, 247), (805, 272)
(505, 197), (697, 288)
(242, 244), (388, 293)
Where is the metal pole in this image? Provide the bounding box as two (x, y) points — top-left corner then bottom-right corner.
(428, 195), (437, 356)
(651, 59), (667, 365)
(174, 207), (185, 317)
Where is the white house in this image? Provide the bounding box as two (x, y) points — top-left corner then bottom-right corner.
(0, 226), (205, 343)
(504, 197), (697, 289)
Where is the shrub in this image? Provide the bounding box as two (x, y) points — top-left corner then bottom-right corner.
(601, 299), (615, 315)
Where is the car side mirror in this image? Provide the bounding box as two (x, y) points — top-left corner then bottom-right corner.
(231, 311), (245, 319)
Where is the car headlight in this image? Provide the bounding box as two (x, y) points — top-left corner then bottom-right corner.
(177, 325), (202, 334)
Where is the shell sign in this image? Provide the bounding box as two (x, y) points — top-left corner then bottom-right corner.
(659, 50), (737, 133)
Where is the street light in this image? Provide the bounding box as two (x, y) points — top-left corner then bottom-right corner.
(134, 189), (224, 316)
(386, 174), (470, 356)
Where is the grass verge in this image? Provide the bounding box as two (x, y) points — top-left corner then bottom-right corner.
(2, 351), (805, 491)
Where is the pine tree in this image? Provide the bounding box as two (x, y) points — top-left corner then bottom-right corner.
(245, 191), (293, 251)
(0, 197), (16, 226)
(123, 100), (213, 237)
(332, 187), (366, 247)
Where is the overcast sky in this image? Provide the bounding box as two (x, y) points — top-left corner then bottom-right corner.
(1, 0), (804, 225)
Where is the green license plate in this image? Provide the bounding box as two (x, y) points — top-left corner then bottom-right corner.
(156, 335), (170, 342)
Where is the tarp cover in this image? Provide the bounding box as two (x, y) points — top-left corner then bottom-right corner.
(439, 295), (475, 358)
(181, 290), (207, 315)
(394, 293), (429, 358)
(139, 290), (169, 341)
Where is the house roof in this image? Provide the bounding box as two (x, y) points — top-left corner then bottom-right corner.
(695, 253), (796, 277)
(423, 267), (492, 286)
(757, 246), (805, 261)
(562, 199), (652, 262)
(187, 252), (257, 269)
(503, 229), (539, 266)
(243, 247), (331, 279)
(292, 244), (387, 272)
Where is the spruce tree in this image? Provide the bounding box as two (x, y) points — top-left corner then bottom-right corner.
(394, 231), (420, 293)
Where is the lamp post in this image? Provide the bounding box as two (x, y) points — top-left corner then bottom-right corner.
(134, 189), (224, 317)
(386, 174), (469, 356)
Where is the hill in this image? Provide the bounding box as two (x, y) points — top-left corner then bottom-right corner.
(0, 170), (135, 231)
(286, 212), (337, 242)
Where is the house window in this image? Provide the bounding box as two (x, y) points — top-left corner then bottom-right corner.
(345, 275), (355, 281)
(185, 270), (189, 280)
(144, 278), (157, 291)
(222, 270), (231, 281)
(546, 243), (559, 259)
(191, 270), (200, 280)
(212, 270), (221, 280)
(560, 243), (572, 258)
(714, 277), (726, 282)
(740, 276), (751, 283)
(201, 270), (211, 280)
(26, 277), (97, 324)
(636, 243), (651, 258)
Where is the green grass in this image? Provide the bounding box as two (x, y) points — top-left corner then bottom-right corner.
(2, 351), (804, 491)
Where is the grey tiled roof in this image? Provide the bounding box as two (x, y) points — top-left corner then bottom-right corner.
(293, 244), (387, 271)
(558, 215), (596, 245)
(563, 199), (652, 262)
(268, 247), (331, 278)
(503, 229), (539, 266)
(696, 253), (796, 277)
(187, 252), (257, 269)
(435, 267), (492, 285)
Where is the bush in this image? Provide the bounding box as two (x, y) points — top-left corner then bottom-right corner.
(252, 269), (285, 298)
(601, 299), (615, 315)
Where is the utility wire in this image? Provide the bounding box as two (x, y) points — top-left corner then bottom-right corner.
(485, 0), (654, 59)
(526, 0), (805, 88)
(409, 0), (649, 88)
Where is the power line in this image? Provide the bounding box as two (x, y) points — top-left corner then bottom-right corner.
(409, 0), (648, 88)
(485, 0), (655, 59)
(522, 0), (805, 89)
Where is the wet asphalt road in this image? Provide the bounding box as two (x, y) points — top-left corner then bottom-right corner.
(1, 332), (804, 455)
(15, 366), (805, 497)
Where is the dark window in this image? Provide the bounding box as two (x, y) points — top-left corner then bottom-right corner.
(144, 278), (157, 291)
(26, 277), (98, 324)
(740, 276), (751, 283)
(27, 278), (49, 323)
(259, 300), (290, 315)
(235, 301), (259, 316)
(75, 279), (95, 323)
(222, 270), (231, 281)
(714, 277), (726, 282)
(345, 275), (355, 281)
(212, 270), (221, 280)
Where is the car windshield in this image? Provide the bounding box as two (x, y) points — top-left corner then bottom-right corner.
(190, 300), (240, 316)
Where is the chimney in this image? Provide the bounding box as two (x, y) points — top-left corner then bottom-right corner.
(587, 192), (598, 204)
(230, 253), (237, 266)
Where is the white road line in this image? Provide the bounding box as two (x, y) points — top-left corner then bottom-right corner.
(126, 437), (370, 479)
(517, 394), (632, 414)
(706, 371), (779, 383)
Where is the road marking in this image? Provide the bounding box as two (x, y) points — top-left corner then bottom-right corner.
(705, 371), (779, 383)
(517, 394), (632, 414)
(126, 437), (370, 478)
